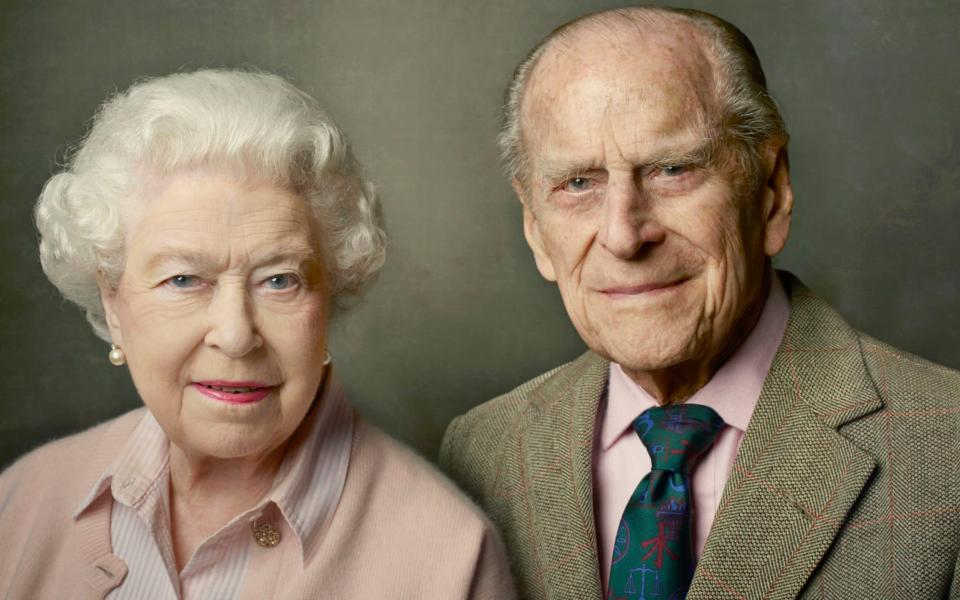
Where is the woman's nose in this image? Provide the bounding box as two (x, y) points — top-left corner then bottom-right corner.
(203, 284), (263, 357)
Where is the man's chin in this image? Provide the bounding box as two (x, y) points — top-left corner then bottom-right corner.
(600, 345), (694, 375)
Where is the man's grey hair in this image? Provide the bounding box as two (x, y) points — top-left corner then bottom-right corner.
(35, 69), (386, 341)
(498, 6), (788, 188)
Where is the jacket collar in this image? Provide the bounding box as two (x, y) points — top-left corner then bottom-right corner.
(688, 273), (883, 599)
(517, 350), (608, 598)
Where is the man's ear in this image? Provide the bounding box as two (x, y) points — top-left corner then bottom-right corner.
(514, 179), (557, 282)
(96, 272), (124, 347)
(759, 140), (794, 257)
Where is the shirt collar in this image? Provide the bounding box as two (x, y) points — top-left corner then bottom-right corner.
(74, 371), (354, 565)
(601, 272), (790, 450)
(266, 373), (353, 563)
(74, 409), (169, 518)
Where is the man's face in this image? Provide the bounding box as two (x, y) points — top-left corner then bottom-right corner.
(518, 28), (791, 377)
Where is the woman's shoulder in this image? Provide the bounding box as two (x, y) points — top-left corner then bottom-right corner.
(0, 408), (148, 505)
(346, 417), (496, 531)
(293, 415), (516, 598)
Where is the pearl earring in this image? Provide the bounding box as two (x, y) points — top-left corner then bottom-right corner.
(323, 352), (332, 366)
(108, 344), (126, 366)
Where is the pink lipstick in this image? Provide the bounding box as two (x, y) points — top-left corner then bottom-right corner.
(192, 380), (274, 404)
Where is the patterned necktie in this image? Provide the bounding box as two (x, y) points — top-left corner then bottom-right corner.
(607, 404), (725, 600)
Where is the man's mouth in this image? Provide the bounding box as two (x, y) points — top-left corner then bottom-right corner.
(601, 277), (688, 296)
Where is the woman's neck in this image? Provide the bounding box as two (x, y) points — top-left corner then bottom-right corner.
(167, 442), (287, 571)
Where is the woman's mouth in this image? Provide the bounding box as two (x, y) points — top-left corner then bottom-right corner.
(192, 381), (274, 404)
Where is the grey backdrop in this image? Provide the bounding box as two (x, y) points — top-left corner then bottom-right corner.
(1, 0), (958, 467)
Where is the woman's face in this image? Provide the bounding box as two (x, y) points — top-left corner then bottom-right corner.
(100, 171), (330, 461)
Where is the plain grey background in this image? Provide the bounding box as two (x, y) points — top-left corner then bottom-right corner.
(1, 0), (958, 467)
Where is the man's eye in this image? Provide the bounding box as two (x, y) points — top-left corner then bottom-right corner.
(266, 273), (300, 290)
(166, 275), (201, 289)
(660, 165), (688, 177)
(562, 177), (593, 193)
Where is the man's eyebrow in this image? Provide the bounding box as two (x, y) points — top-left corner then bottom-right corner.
(536, 138), (720, 184)
(642, 138), (718, 167)
(537, 160), (604, 185)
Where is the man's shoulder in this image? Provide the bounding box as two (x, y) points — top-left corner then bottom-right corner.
(783, 271), (960, 413)
(438, 351), (606, 493)
(455, 359), (575, 428)
(858, 333), (960, 409)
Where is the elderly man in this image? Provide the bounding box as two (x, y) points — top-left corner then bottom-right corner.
(440, 6), (960, 600)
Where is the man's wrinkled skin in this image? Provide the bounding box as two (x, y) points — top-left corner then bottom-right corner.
(515, 18), (793, 404)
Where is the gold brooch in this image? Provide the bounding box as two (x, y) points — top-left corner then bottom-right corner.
(252, 521), (281, 548)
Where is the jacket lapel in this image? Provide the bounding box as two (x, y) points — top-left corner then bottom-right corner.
(689, 275), (883, 600)
(518, 351), (607, 600)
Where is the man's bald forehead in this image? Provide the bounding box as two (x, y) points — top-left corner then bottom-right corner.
(499, 6), (785, 188)
(519, 9), (722, 145)
(528, 8), (717, 83)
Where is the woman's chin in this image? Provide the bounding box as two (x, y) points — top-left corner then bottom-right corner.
(172, 427), (279, 462)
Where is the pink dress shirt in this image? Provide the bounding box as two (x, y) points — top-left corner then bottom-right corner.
(594, 275), (790, 593)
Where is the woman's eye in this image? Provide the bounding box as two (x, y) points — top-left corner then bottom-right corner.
(166, 275), (201, 289)
(562, 176), (593, 193)
(266, 273), (300, 290)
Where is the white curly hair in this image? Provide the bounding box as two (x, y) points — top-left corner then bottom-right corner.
(35, 69), (386, 341)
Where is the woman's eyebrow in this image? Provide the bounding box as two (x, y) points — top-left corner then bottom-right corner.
(142, 247), (208, 272)
(249, 245), (320, 267)
(143, 244), (320, 272)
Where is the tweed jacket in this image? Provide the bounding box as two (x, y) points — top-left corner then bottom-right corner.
(440, 274), (960, 600)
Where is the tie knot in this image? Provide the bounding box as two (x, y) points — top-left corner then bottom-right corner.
(632, 404), (725, 472)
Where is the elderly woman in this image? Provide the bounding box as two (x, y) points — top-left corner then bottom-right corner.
(0, 70), (513, 599)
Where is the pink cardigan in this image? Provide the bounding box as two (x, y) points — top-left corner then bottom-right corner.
(0, 409), (516, 599)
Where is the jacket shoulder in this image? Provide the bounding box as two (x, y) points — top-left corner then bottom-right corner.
(858, 333), (960, 411)
(439, 351), (605, 500)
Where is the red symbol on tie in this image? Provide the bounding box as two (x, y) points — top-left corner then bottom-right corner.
(640, 522), (676, 568)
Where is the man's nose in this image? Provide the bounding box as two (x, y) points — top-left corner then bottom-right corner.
(204, 284), (263, 357)
(597, 176), (665, 259)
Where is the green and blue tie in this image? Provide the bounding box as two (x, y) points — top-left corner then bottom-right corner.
(607, 404), (725, 600)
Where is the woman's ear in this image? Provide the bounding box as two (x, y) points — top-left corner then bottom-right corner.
(96, 271), (124, 347)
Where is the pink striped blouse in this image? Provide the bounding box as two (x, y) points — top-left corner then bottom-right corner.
(74, 376), (353, 599)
